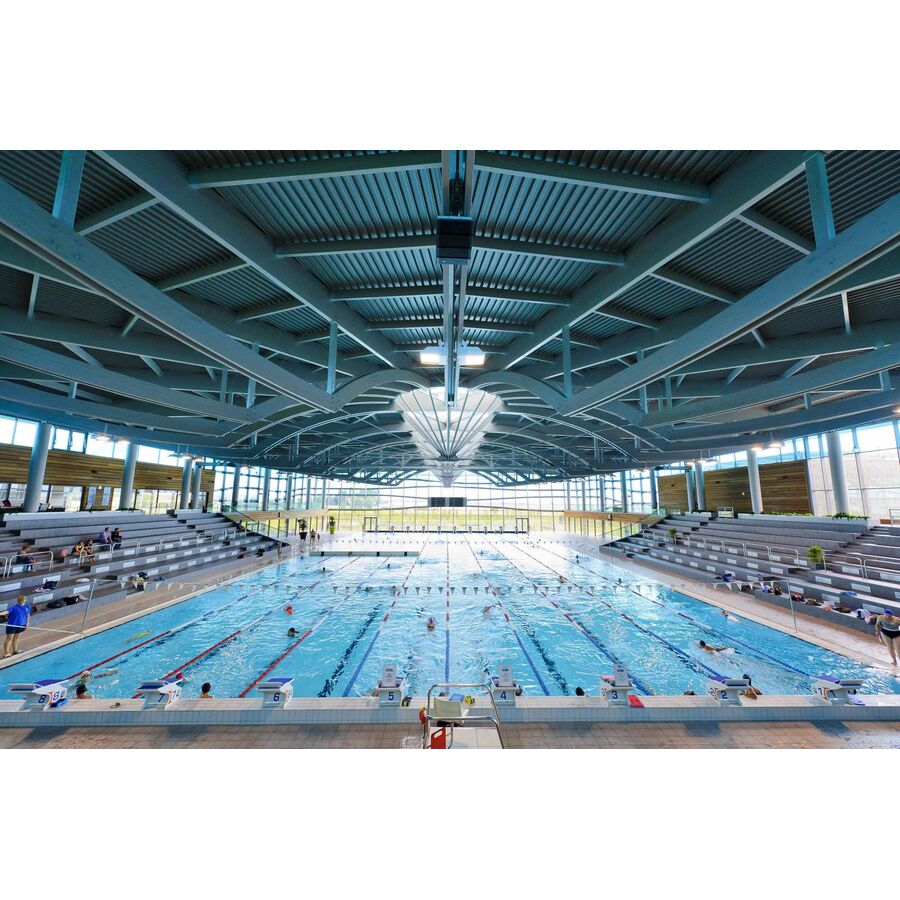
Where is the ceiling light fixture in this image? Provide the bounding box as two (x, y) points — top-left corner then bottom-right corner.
(419, 342), (485, 368)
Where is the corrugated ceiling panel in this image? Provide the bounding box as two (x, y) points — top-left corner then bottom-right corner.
(666, 219), (804, 295)
(87, 204), (232, 282)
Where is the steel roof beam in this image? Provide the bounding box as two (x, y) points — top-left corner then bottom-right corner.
(74, 191), (158, 235)
(669, 390), (900, 442)
(644, 345), (900, 427)
(187, 151), (442, 189)
(493, 151), (818, 368)
(651, 267), (738, 304)
(0, 334), (252, 422)
(369, 318), (530, 334)
(329, 283), (570, 307)
(0, 175), (346, 412)
(98, 151), (408, 369)
(565, 192), (900, 414)
(0, 381), (223, 435)
(276, 233), (624, 267)
(473, 152), (711, 203)
(737, 209), (814, 255)
(155, 258), (248, 292)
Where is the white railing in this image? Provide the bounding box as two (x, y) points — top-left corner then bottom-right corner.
(1, 549), (55, 577)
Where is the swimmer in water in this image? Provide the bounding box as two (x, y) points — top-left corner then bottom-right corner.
(426, 616), (437, 630)
(699, 640), (733, 653)
(288, 627), (298, 637)
(721, 609), (741, 623)
(482, 604), (496, 616)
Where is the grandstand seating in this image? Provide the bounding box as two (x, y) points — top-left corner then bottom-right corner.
(608, 513), (900, 630)
(0, 509), (278, 625)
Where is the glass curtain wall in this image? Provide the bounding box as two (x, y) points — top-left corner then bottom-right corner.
(3, 410), (900, 521)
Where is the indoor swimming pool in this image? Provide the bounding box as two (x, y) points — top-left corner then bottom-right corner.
(5, 535), (900, 700)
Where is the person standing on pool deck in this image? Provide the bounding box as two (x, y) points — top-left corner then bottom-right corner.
(3, 596), (31, 657)
(875, 609), (900, 664)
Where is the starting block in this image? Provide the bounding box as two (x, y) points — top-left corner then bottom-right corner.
(135, 676), (182, 710)
(8, 679), (68, 710)
(707, 675), (748, 705)
(813, 675), (864, 705)
(491, 664), (519, 705)
(600, 664), (635, 705)
(258, 677), (294, 708)
(377, 664), (404, 706)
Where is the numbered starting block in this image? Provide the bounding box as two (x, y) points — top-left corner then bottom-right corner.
(707, 675), (749, 705)
(491, 664), (519, 706)
(813, 676), (864, 705)
(258, 677), (294, 708)
(8, 679), (68, 710)
(135, 676), (182, 710)
(377, 665), (404, 706)
(600, 665), (635, 705)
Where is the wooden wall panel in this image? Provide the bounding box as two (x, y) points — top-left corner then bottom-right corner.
(0, 446), (214, 493)
(655, 460), (810, 514)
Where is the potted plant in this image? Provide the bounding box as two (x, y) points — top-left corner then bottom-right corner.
(298, 518), (308, 541)
(806, 545), (825, 570)
(328, 514), (336, 536)
(668, 527), (679, 545)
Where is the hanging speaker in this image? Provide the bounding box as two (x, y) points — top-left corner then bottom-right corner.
(436, 215), (474, 265)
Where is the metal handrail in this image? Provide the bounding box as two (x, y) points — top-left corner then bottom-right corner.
(422, 682), (505, 749)
(1, 549), (55, 577)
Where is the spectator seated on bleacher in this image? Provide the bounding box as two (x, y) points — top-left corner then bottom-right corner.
(15, 545), (36, 572)
(98, 527), (112, 546)
(111, 527), (123, 549)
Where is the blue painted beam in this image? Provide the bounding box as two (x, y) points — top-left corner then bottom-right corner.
(805, 153), (836, 247)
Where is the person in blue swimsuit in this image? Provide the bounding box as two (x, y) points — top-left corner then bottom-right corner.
(3, 596), (31, 657)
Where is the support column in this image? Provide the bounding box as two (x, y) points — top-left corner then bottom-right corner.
(598, 477), (606, 512)
(685, 465), (695, 512)
(23, 422), (52, 513)
(693, 461), (706, 511)
(747, 448), (763, 514)
(262, 468), (271, 511)
(648, 468), (658, 512)
(231, 465), (242, 508)
(119, 441), (137, 510)
(190, 463), (203, 510)
(285, 475), (294, 511)
(619, 471), (628, 513)
(826, 430), (851, 514)
(180, 458), (192, 509)
(304, 477), (312, 510)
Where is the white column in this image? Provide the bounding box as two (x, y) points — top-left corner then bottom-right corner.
(190, 463), (203, 509)
(619, 471), (628, 512)
(231, 465), (242, 507)
(180, 458), (193, 509)
(285, 475), (294, 511)
(119, 441), (138, 509)
(23, 422), (52, 513)
(826, 430), (851, 514)
(648, 468), (658, 511)
(685, 465), (695, 511)
(261, 468), (271, 511)
(693, 461), (706, 510)
(747, 448), (763, 514)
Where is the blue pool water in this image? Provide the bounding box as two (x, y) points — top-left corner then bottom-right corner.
(5, 536), (900, 699)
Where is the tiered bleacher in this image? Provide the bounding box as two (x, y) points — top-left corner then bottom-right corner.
(609, 512), (900, 633)
(0, 509), (276, 627)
